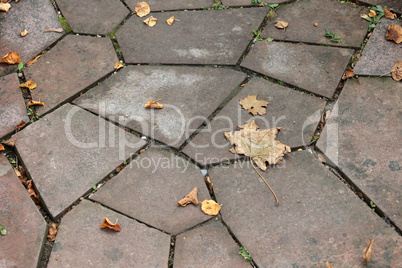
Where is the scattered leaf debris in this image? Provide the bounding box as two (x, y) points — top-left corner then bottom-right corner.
(19, 80), (37, 90)
(114, 62), (124, 70)
(135, 1), (150, 17)
(26, 55), (42, 66)
(144, 16), (157, 27)
(100, 217), (121, 232)
(239, 95), (269, 116)
(390, 61), (402, 81)
(0, 144), (4, 152)
(2, 138), (15, 147)
(342, 69), (355, 80)
(0, 52), (22, 64)
(26, 180), (40, 203)
(166, 16), (175, 25)
(0, 2), (11, 12)
(19, 29), (29, 37)
(385, 25), (402, 44)
(363, 240), (373, 264)
(384, 8), (397, 19)
(274, 21), (288, 29)
(47, 224), (58, 241)
(45, 27), (64, 33)
(27, 100), (44, 106)
(144, 100), (163, 109)
(201, 200), (221, 216)
(178, 187), (199, 206)
(15, 120), (26, 132)
(14, 168), (22, 179)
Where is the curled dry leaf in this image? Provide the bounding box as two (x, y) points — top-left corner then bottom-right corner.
(0, 144), (4, 152)
(0, 52), (22, 64)
(369, 9), (377, 17)
(20, 80), (37, 90)
(313, 23), (318, 27)
(15, 120), (26, 132)
(14, 168), (22, 179)
(384, 8), (397, 19)
(26, 55), (42, 66)
(144, 100), (163, 109)
(342, 69), (355, 80)
(0, 2), (11, 12)
(178, 187), (199, 206)
(27, 100), (45, 106)
(135, 1), (150, 17)
(27, 180), (40, 203)
(2, 138), (15, 147)
(206, 176), (213, 194)
(274, 21), (288, 29)
(144, 16), (157, 27)
(385, 25), (402, 44)
(239, 95), (269, 116)
(47, 224), (58, 241)
(45, 27), (64, 33)
(100, 217), (121, 232)
(390, 61), (402, 81)
(114, 62), (124, 70)
(20, 29), (29, 37)
(363, 240), (373, 264)
(201, 200), (221, 216)
(166, 16), (175, 25)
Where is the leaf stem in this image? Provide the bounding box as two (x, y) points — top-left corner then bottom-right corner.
(250, 159), (279, 204)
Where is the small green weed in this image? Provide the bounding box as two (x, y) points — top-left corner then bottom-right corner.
(370, 201), (376, 211)
(324, 29), (341, 43)
(27, 106), (40, 121)
(238, 246), (252, 262)
(363, 6), (386, 31)
(0, 224), (7, 236)
(253, 29), (263, 41)
(18, 62), (24, 72)
(92, 185), (97, 190)
(212, 0), (226, 10)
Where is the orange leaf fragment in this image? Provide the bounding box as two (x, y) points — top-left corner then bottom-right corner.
(144, 100), (163, 109)
(325, 261), (333, 268)
(274, 21), (288, 29)
(27, 100), (44, 106)
(363, 240), (373, 264)
(390, 61), (402, 81)
(15, 120), (26, 132)
(47, 224), (58, 241)
(45, 27), (64, 33)
(114, 62), (124, 70)
(239, 95), (269, 116)
(385, 25), (402, 44)
(20, 80), (37, 90)
(135, 1), (150, 17)
(384, 8), (397, 19)
(0, 2), (11, 12)
(20, 29), (29, 37)
(313, 23), (318, 27)
(166, 16), (175, 25)
(0, 144), (4, 152)
(144, 16), (157, 27)
(342, 69), (355, 80)
(201, 200), (221, 216)
(0, 52), (22, 64)
(26, 55), (42, 66)
(369, 10), (377, 17)
(14, 168), (23, 179)
(178, 187), (199, 206)
(27, 180), (40, 203)
(100, 217), (121, 232)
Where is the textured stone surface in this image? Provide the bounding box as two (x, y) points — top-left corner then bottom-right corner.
(0, 0), (63, 77)
(359, 0), (402, 13)
(48, 200), (170, 267)
(261, 0), (369, 47)
(74, 66), (246, 148)
(209, 151), (401, 267)
(126, 0), (213, 11)
(183, 78), (325, 165)
(116, 8), (268, 64)
(317, 77), (402, 228)
(222, 0), (288, 7)
(0, 155), (46, 268)
(354, 19), (401, 77)
(0, 74), (29, 138)
(241, 42), (353, 98)
(25, 35), (118, 115)
(91, 148), (212, 235)
(13, 104), (146, 219)
(174, 220), (249, 268)
(57, 0), (129, 35)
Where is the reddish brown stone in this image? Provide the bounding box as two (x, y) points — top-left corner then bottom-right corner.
(0, 73), (29, 138)
(126, 0), (213, 11)
(0, 155), (47, 268)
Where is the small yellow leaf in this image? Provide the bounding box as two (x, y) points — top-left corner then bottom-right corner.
(0, 52), (22, 64)
(144, 16), (157, 27)
(363, 240), (373, 264)
(20, 29), (29, 37)
(239, 95), (269, 116)
(135, 1), (150, 17)
(114, 62), (124, 70)
(166, 16), (175, 25)
(27, 100), (44, 106)
(274, 21), (288, 29)
(361, 14), (368, 19)
(369, 10), (377, 17)
(201, 200), (221, 216)
(144, 100), (163, 109)
(20, 80), (37, 90)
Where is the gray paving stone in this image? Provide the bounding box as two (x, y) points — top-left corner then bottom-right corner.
(182, 77), (325, 166)
(126, 0), (213, 11)
(0, 73), (29, 138)
(359, 0), (402, 13)
(91, 147), (212, 235)
(209, 151), (401, 267)
(116, 8), (268, 64)
(241, 42), (353, 98)
(317, 77), (402, 228)
(354, 19), (401, 77)
(25, 35), (118, 115)
(174, 219), (249, 268)
(222, 0), (288, 7)
(56, 0), (129, 35)
(0, 155), (47, 268)
(47, 200), (170, 267)
(261, 0), (369, 48)
(0, 0), (63, 77)
(74, 66), (246, 148)
(13, 104), (146, 219)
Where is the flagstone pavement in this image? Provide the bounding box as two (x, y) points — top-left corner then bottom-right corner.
(0, 0), (401, 267)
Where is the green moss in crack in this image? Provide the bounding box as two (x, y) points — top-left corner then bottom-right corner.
(58, 15), (72, 33)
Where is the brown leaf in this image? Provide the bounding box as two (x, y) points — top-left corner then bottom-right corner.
(390, 61), (402, 81)
(144, 100), (163, 109)
(27, 180), (40, 203)
(385, 25), (402, 44)
(206, 176), (213, 194)
(239, 95), (269, 116)
(384, 8), (397, 19)
(45, 27), (64, 33)
(166, 16), (175, 25)
(325, 261), (333, 268)
(274, 21), (288, 29)
(26, 55), (42, 66)
(2, 138), (15, 147)
(342, 69), (355, 80)
(0, 144), (4, 152)
(178, 187), (199, 206)
(20, 29), (29, 37)
(135, 1), (150, 17)
(47, 224), (58, 241)
(144, 16), (157, 27)
(114, 62), (124, 70)
(27, 100), (44, 106)
(224, 120), (291, 171)
(201, 200), (221, 216)
(363, 240), (373, 264)
(20, 80), (37, 90)
(369, 10), (377, 17)
(100, 217), (121, 232)
(15, 120), (26, 132)
(14, 168), (23, 179)
(0, 2), (11, 12)
(313, 23), (318, 27)
(0, 52), (22, 64)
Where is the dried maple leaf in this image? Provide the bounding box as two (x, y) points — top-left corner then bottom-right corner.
(201, 200), (221, 216)
(0, 52), (22, 64)
(45, 27), (64, 33)
(144, 16), (157, 27)
(342, 69), (355, 80)
(390, 61), (402, 81)
(363, 240), (373, 264)
(114, 62), (124, 70)
(274, 21), (288, 29)
(27, 100), (44, 106)
(385, 25), (402, 44)
(166, 16), (175, 25)
(0, 2), (11, 12)
(100, 217), (121, 232)
(20, 29), (29, 37)
(15, 120), (26, 132)
(135, 1), (150, 17)
(20, 80), (37, 90)
(178, 187), (199, 206)
(26, 55), (42, 66)
(2, 138), (15, 147)
(47, 224), (58, 241)
(384, 8), (397, 19)
(369, 10), (377, 17)
(239, 95), (269, 116)
(144, 100), (163, 109)
(0, 144), (4, 152)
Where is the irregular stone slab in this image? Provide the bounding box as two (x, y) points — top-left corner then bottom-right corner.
(126, 0), (213, 11)
(222, 0), (288, 7)
(317, 77), (402, 228)
(91, 148), (212, 235)
(0, 0), (63, 77)
(182, 78), (325, 166)
(241, 42), (353, 98)
(13, 104), (146, 219)
(25, 35), (118, 115)
(0, 155), (47, 268)
(57, 0), (129, 35)
(359, 0), (402, 13)
(354, 19), (401, 77)
(209, 151), (401, 267)
(74, 66), (246, 148)
(261, 0), (369, 48)
(48, 200), (170, 267)
(175, 220), (249, 268)
(0, 74), (29, 138)
(116, 8), (268, 64)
